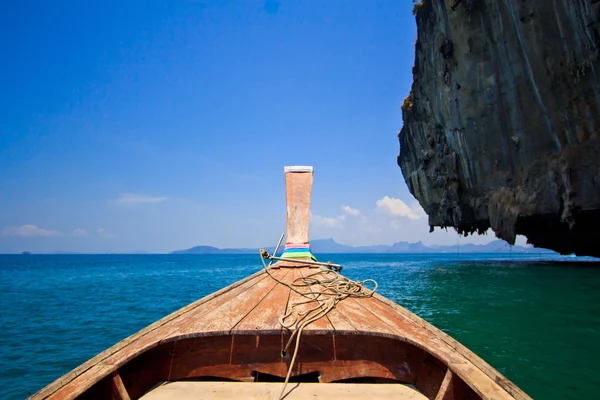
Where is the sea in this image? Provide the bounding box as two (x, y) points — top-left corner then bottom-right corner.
(1, 253), (599, 399)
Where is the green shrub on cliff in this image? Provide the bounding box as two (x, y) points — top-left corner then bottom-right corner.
(401, 91), (414, 111)
(412, 0), (424, 15)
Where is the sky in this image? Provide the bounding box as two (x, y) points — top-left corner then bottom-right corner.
(0, 0), (522, 253)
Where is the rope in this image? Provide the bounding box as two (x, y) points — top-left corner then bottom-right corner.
(260, 250), (378, 399)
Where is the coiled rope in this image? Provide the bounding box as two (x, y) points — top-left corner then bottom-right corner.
(260, 247), (378, 399)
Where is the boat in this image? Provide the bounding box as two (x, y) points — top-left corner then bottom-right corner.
(30, 166), (531, 400)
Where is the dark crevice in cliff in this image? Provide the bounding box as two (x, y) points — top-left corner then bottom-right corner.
(516, 210), (600, 256)
(399, 0), (600, 257)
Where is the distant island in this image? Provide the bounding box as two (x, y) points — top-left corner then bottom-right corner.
(171, 238), (557, 255)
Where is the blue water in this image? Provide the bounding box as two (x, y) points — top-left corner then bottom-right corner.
(1, 254), (599, 399)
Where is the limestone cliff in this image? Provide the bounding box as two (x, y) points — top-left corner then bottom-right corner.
(399, 0), (600, 257)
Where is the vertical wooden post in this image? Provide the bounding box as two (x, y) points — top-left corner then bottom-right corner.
(284, 166), (313, 245)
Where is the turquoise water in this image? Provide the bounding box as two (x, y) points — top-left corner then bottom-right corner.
(1, 254), (599, 399)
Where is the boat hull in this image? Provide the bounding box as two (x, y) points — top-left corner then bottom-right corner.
(30, 267), (530, 400)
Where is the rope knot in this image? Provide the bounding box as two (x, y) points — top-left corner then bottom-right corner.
(260, 249), (270, 259)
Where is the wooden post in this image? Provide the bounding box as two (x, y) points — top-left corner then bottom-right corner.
(284, 166), (313, 245)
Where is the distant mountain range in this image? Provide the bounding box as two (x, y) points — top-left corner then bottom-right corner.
(171, 238), (556, 255)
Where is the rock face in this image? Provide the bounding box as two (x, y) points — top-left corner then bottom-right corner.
(399, 0), (600, 257)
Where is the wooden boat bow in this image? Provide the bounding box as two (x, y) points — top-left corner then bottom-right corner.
(30, 166), (532, 400)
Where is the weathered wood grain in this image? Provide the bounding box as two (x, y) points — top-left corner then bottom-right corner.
(169, 336), (235, 381)
(345, 296), (513, 398)
(30, 269), (268, 400)
(162, 272), (273, 338)
(32, 265), (529, 400)
(110, 373), (131, 400)
(231, 334), (283, 366)
(332, 335), (416, 383)
(349, 296), (464, 364)
(449, 363), (514, 400)
(334, 295), (397, 336)
(172, 269), (290, 338)
(46, 365), (113, 400)
(316, 360), (401, 383)
(118, 342), (173, 400)
(138, 381), (428, 400)
(372, 294), (530, 400)
(232, 269), (293, 333)
(413, 351), (447, 399)
(286, 267), (334, 333)
(285, 169), (313, 244)
(435, 370), (455, 400)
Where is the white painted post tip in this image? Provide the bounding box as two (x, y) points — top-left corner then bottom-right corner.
(284, 166), (314, 173)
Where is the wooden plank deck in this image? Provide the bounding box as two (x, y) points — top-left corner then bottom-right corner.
(139, 381), (428, 400)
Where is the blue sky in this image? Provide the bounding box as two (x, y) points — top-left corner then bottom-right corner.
(0, 0), (512, 253)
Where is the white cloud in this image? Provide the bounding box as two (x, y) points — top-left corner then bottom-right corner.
(341, 205), (361, 216)
(96, 228), (115, 239)
(311, 214), (345, 228)
(2, 224), (61, 237)
(359, 224), (382, 233)
(390, 219), (410, 231)
(376, 196), (425, 220)
(115, 193), (167, 206)
(73, 228), (89, 237)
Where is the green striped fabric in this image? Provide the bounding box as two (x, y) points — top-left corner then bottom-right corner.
(280, 251), (317, 262)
